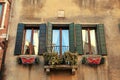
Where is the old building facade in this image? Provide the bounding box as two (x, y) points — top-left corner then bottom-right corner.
(1, 0), (120, 80)
(0, 0), (11, 76)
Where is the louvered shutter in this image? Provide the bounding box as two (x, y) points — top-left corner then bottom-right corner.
(97, 24), (107, 55)
(39, 24), (47, 55)
(14, 23), (24, 55)
(69, 23), (75, 52)
(47, 22), (52, 52)
(75, 24), (83, 54)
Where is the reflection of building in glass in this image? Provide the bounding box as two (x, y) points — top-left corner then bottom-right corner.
(82, 29), (97, 54)
(24, 30), (39, 55)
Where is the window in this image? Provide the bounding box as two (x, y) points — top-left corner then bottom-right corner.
(0, 3), (4, 27)
(52, 26), (69, 56)
(14, 23), (47, 55)
(23, 27), (39, 55)
(82, 27), (97, 54)
(47, 22), (75, 55)
(75, 24), (107, 55)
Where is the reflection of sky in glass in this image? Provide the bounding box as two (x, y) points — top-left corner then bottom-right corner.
(52, 30), (60, 46)
(25, 30), (32, 42)
(24, 29), (39, 55)
(0, 4), (2, 16)
(52, 30), (69, 54)
(62, 30), (69, 46)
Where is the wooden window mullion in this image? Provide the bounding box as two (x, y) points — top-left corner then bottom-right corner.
(31, 28), (34, 44)
(88, 28), (92, 54)
(60, 28), (62, 57)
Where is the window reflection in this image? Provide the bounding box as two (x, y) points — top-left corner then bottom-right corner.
(52, 29), (69, 55)
(24, 29), (39, 55)
(0, 4), (3, 17)
(82, 29), (97, 54)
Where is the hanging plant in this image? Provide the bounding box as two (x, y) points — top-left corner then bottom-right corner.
(82, 55), (105, 66)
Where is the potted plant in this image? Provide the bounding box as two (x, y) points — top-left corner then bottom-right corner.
(43, 51), (78, 66)
(63, 51), (78, 65)
(43, 52), (59, 65)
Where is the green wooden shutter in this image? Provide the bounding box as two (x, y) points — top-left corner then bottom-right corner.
(97, 24), (107, 55)
(39, 24), (46, 55)
(75, 24), (83, 54)
(47, 22), (52, 52)
(69, 23), (75, 52)
(14, 23), (24, 55)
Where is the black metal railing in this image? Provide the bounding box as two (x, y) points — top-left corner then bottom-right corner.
(47, 46), (69, 54)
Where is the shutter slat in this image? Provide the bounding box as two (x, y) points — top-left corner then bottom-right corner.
(47, 22), (52, 52)
(14, 23), (24, 55)
(75, 24), (83, 54)
(97, 24), (107, 55)
(69, 23), (75, 53)
(39, 24), (47, 55)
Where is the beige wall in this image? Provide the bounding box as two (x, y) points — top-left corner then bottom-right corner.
(4, 0), (120, 80)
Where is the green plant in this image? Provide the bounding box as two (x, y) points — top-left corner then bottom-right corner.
(43, 52), (59, 65)
(64, 51), (78, 65)
(17, 57), (22, 64)
(35, 57), (40, 64)
(43, 51), (78, 66)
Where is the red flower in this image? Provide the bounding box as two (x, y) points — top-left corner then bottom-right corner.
(21, 57), (35, 64)
(87, 56), (101, 65)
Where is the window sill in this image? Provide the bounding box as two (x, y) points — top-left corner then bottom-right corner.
(44, 65), (78, 74)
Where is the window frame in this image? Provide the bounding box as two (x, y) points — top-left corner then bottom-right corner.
(21, 25), (39, 55)
(52, 25), (69, 56)
(75, 24), (107, 55)
(82, 27), (98, 55)
(22, 26), (39, 55)
(0, 3), (5, 29)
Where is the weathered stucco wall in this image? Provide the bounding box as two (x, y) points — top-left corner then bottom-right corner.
(4, 0), (120, 80)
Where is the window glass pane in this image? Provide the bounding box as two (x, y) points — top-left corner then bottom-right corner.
(24, 30), (32, 54)
(52, 30), (60, 46)
(0, 4), (2, 17)
(33, 30), (39, 55)
(24, 29), (39, 55)
(52, 30), (60, 53)
(52, 29), (69, 54)
(90, 30), (97, 54)
(62, 30), (69, 54)
(25, 30), (32, 43)
(82, 30), (89, 54)
(82, 29), (97, 54)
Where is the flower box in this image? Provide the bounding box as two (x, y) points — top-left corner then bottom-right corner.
(43, 52), (78, 66)
(43, 51), (78, 74)
(82, 55), (105, 66)
(17, 55), (39, 65)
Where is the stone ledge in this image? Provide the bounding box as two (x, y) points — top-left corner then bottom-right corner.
(44, 65), (78, 75)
